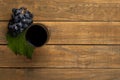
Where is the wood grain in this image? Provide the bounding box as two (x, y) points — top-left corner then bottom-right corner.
(0, 69), (120, 80)
(1, 0), (120, 21)
(1, 0), (120, 80)
(1, 45), (120, 68)
(1, 22), (120, 44)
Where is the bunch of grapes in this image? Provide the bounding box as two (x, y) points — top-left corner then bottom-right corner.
(8, 7), (33, 37)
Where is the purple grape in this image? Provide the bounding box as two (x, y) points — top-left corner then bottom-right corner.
(12, 8), (17, 13)
(22, 19), (32, 24)
(19, 14), (24, 19)
(14, 25), (18, 30)
(17, 22), (23, 28)
(15, 9), (22, 15)
(23, 24), (28, 28)
(14, 16), (20, 23)
(24, 13), (30, 18)
(8, 25), (13, 30)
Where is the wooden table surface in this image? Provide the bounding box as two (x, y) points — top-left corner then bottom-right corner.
(1, 0), (120, 80)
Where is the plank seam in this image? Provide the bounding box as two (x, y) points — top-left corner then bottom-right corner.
(0, 67), (120, 69)
(2, 20), (120, 22)
(2, 44), (120, 46)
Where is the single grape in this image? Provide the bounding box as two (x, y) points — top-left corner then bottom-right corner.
(8, 25), (13, 30)
(23, 24), (28, 28)
(17, 22), (23, 28)
(14, 16), (20, 23)
(25, 19), (32, 24)
(19, 14), (24, 19)
(24, 13), (30, 19)
(15, 9), (22, 15)
(12, 8), (16, 13)
(14, 25), (18, 31)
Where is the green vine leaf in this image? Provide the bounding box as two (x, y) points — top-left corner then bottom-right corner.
(6, 31), (35, 59)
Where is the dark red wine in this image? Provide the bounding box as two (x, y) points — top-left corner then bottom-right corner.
(25, 24), (49, 47)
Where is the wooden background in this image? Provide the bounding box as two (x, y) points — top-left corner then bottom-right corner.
(1, 0), (120, 80)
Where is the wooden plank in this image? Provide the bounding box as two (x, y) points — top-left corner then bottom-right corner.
(1, 45), (120, 68)
(0, 69), (120, 80)
(1, 0), (120, 21)
(1, 22), (120, 44)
